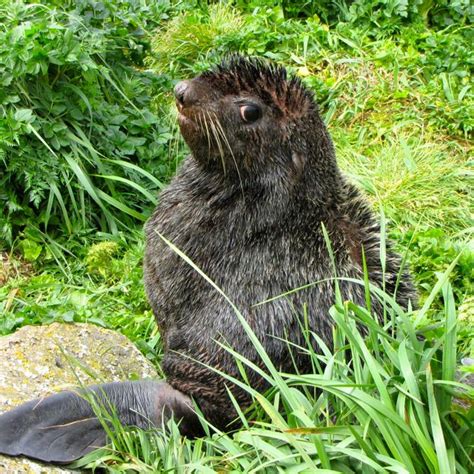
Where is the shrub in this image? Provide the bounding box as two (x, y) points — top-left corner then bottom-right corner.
(0, 0), (174, 247)
(85, 241), (120, 278)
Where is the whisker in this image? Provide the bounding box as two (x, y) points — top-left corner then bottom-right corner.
(207, 111), (226, 174)
(199, 113), (212, 161)
(212, 112), (244, 195)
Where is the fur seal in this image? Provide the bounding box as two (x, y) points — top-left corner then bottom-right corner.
(0, 56), (415, 464)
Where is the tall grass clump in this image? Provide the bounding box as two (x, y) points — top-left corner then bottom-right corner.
(149, 3), (244, 75)
(0, 0), (176, 247)
(69, 239), (473, 473)
(336, 133), (472, 234)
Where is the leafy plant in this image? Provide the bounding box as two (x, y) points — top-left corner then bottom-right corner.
(85, 241), (120, 278)
(0, 0), (174, 247)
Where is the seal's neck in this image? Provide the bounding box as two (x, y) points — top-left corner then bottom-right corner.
(189, 147), (344, 217)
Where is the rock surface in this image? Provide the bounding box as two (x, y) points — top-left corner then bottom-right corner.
(0, 323), (158, 473)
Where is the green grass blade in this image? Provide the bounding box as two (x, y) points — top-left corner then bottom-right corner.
(426, 364), (451, 474)
(106, 159), (164, 189)
(96, 190), (147, 221)
(440, 281), (457, 413)
(94, 174), (158, 204)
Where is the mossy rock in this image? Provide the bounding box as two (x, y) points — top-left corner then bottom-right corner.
(0, 323), (158, 472)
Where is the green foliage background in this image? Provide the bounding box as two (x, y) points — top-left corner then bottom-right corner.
(0, 0), (175, 243)
(1, 0), (472, 245)
(1, 0), (471, 320)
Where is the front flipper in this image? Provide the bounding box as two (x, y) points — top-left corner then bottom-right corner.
(0, 380), (201, 464)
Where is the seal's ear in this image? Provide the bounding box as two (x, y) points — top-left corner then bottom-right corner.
(0, 381), (201, 464)
(291, 152), (306, 180)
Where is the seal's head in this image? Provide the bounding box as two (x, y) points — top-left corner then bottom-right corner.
(174, 56), (334, 181)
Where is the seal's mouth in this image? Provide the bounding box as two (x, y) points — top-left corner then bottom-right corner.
(177, 111), (198, 132)
(176, 101), (198, 126)
(175, 103), (208, 153)
(176, 101), (185, 117)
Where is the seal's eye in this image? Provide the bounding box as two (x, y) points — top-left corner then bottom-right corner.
(240, 104), (262, 123)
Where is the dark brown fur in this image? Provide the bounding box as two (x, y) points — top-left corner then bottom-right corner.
(144, 56), (416, 429)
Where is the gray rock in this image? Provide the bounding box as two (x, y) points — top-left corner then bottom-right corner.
(0, 323), (159, 473)
(0, 457), (72, 474)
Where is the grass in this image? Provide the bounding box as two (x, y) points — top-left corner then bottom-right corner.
(3, 227), (471, 472)
(335, 129), (472, 234)
(149, 3), (245, 75)
(67, 259), (473, 473)
(0, 233), (163, 368)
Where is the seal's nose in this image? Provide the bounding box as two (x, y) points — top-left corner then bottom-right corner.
(174, 81), (189, 106)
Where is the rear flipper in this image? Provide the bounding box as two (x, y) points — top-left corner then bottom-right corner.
(0, 380), (202, 464)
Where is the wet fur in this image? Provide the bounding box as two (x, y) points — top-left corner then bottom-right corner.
(0, 57), (416, 462)
(144, 56), (416, 429)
